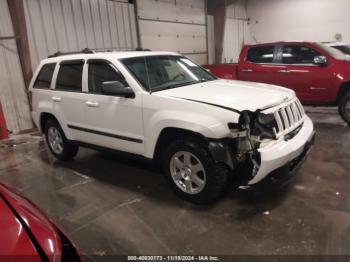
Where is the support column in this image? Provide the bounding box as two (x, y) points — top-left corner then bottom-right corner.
(7, 0), (33, 89)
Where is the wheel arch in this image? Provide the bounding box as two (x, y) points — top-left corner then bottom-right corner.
(152, 127), (208, 165)
(40, 112), (59, 132)
(337, 82), (350, 104)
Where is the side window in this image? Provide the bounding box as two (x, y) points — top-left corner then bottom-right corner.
(121, 57), (149, 89)
(56, 61), (83, 92)
(282, 45), (321, 64)
(247, 46), (275, 63)
(33, 63), (56, 89)
(88, 61), (125, 93)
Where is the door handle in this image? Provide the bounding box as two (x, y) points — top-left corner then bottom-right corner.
(278, 70), (289, 74)
(86, 101), (99, 108)
(241, 68), (253, 73)
(51, 96), (61, 102)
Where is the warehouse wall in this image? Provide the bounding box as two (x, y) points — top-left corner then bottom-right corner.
(24, 0), (138, 69)
(247, 0), (350, 43)
(137, 0), (208, 65)
(221, 0), (251, 63)
(0, 0), (33, 133)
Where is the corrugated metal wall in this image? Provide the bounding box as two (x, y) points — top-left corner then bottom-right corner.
(137, 0), (208, 65)
(222, 0), (251, 63)
(24, 0), (138, 69)
(0, 0), (33, 133)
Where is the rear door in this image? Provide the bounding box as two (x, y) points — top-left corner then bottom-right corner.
(82, 59), (144, 155)
(273, 44), (334, 103)
(239, 45), (282, 85)
(53, 59), (88, 142)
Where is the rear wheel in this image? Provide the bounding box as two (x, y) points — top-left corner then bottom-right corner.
(44, 120), (78, 161)
(162, 137), (229, 204)
(338, 91), (350, 125)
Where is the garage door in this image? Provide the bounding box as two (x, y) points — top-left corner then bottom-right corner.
(137, 0), (208, 65)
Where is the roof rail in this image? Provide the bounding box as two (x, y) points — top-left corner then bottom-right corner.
(48, 47), (151, 58)
(48, 48), (94, 58)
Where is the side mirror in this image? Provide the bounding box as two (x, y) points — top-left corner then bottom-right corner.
(101, 81), (135, 98)
(313, 56), (328, 66)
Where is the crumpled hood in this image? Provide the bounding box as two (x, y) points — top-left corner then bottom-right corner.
(156, 79), (295, 112)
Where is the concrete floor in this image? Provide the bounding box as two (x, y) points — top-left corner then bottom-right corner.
(0, 107), (349, 258)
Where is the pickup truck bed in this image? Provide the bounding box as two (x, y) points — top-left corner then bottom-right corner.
(204, 64), (238, 80)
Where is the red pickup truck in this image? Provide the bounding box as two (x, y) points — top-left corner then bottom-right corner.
(204, 42), (350, 124)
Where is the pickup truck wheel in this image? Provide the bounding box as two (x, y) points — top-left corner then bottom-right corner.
(339, 92), (350, 125)
(162, 138), (228, 204)
(44, 120), (78, 161)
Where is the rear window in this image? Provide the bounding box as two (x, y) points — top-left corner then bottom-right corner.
(247, 46), (275, 63)
(33, 63), (56, 89)
(56, 61), (83, 92)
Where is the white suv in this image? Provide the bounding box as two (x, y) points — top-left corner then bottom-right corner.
(29, 50), (315, 204)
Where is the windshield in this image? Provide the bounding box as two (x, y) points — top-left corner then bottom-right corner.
(315, 43), (350, 60)
(332, 45), (350, 55)
(121, 55), (217, 92)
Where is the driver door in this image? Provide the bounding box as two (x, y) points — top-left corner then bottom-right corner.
(273, 44), (334, 103)
(82, 59), (144, 155)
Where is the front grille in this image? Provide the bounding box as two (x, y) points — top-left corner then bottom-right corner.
(272, 99), (305, 137)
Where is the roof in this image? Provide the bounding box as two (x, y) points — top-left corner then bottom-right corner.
(322, 42), (347, 47)
(246, 41), (315, 46)
(41, 51), (181, 64)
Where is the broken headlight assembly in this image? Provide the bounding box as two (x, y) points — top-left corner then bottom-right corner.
(228, 111), (279, 152)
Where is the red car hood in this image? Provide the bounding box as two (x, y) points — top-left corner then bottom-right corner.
(0, 195), (40, 259)
(0, 183), (79, 261)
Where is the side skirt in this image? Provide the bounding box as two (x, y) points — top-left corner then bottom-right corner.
(70, 140), (153, 164)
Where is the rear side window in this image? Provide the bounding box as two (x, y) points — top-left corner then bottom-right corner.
(56, 61), (83, 91)
(282, 45), (321, 64)
(88, 61), (125, 93)
(33, 63), (56, 89)
(247, 46), (275, 63)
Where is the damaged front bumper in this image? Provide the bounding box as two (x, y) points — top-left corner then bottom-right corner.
(208, 116), (315, 188)
(245, 116), (315, 186)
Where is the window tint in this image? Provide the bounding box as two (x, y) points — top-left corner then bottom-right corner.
(56, 63), (83, 91)
(247, 46), (275, 63)
(88, 62), (125, 93)
(282, 45), (321, 64)
(33, 63), (56, 89)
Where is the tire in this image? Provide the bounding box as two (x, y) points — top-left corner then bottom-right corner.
(162, 137), (229, 204)
(339, 91), (350, 125)
(44, 119), (78, 161)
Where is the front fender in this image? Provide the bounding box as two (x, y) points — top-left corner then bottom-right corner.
(144, 110), (232, 159)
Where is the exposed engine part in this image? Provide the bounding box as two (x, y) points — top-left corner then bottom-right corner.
(228, 110), (278, 150)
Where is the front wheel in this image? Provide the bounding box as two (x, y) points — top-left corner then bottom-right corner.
(162, 137), (229, 204)
(338, 92), (350, 125)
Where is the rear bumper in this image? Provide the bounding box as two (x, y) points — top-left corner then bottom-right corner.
(247, 116), (315, 185)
